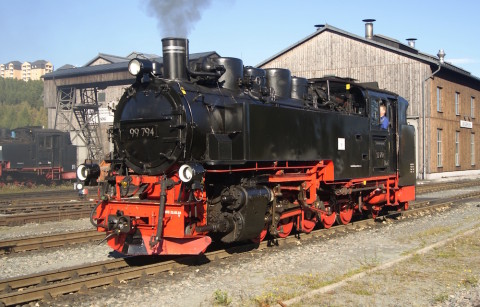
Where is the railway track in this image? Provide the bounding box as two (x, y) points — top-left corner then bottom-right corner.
(0, 180), (475, 228)
(0, 189), (81, 204)
(0, 230), (104, 255)
(0, 181), (477, 254)
(0, 200), (93, 215)
(415, 179), (479, 194)
(0, 208), (94, 227)
(1, 188), (480, 306)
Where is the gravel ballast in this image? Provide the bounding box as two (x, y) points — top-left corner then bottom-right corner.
(1, 185), (480, 306)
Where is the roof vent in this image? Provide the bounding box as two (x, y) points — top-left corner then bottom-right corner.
(437, 49), (446, 64)
(362, 19), (376, 39)
(406, 38), (417, 48)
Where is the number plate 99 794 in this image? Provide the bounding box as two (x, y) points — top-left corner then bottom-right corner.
(127, 126), (157, 138)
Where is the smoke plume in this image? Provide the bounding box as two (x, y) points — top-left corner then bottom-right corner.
(145, 0), (212, 37)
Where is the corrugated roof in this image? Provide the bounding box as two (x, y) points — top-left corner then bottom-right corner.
(44, 61), (129, 79)
(44, 51), (219, 80)
(257, 24), (480, 82)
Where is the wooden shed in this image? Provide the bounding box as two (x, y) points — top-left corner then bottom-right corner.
(258, 22), (480, 179)
(43, 51), (218, 164)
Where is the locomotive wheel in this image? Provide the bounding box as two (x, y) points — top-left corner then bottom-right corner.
(336, 204), (354, 225)
(320, 211), (336, 229)
(301, 212), (318, 233)
(276, 218), (294, 238)
(251, 227), (268, 243)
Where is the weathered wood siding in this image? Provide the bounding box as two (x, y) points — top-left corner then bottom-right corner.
(260, 31), (430, 118)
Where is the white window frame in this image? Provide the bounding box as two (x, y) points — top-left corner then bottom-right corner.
(455, 131), (460, 167)
(437, 129), (443, 167)
(455, 92), (460, 116)
(437, 87), (442, 112)
(471, 133), (475, 166)
(472, 96), (476, 118)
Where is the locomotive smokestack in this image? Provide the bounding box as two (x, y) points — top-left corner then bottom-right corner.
(362, 19), (375, 39)
(162, 37), (189, 80)
(406, 38), (417, 48)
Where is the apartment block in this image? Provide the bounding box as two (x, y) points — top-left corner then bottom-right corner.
(1, 60), (53, 81)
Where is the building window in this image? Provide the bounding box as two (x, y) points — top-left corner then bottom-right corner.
(437, 87), (442, 112)
(437, 129), (442, 167)
(98, 92), (106, 102)
(455, 92), (460, 116)
(472, 96), (476, 118)
(455, 131), (460, 167)
(471, 133), (475, 166)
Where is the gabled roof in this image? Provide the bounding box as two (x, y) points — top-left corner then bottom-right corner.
(257, 24), (479, 82)
(31, 60), (50, 69)
(57, 64), (76, 70)
(83, 53), (130, 66)
(6, 61), (22, 69)
(126, 52), (161, 60)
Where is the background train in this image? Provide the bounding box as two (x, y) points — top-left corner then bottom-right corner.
(91, 37), (416, 256)
(0, 126), (77, 185)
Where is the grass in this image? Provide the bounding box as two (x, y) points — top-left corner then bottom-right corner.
(351, 288), (374, 296)
(298, 227), (480, 306)
(398, 225), (454, 245)
(224, 226), (480, 306)
(213, 289), (232, 306)
(253, 264), (381, 306)
(461, 275), (478, 287)
(433, 293), (449, 303)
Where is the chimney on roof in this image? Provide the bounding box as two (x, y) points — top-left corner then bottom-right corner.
(362, 19), (376, 39)
(406, 38), (417, 48)
(437, 49), (446, 64)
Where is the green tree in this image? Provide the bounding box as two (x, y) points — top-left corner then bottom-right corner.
(0, 78), (46, 129)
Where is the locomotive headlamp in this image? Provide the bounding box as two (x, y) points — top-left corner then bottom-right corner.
(128, 59), (142, 76)
(76, 163), (100, 185)
(128, 58), (154, 76)
(179, 163), (205, 183)
(76, 164), (87, 181)
(76, 182), (83, 190)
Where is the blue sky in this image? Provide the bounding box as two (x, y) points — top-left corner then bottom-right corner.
(1, 0), (479, 77)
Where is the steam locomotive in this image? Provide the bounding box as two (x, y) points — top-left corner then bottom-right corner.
(0, 127), (77, 185)
(92, 38), (416, 255)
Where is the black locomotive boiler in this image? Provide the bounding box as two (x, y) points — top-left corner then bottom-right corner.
(0, 127), (77, 185)
(92, 38), (416, 255)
